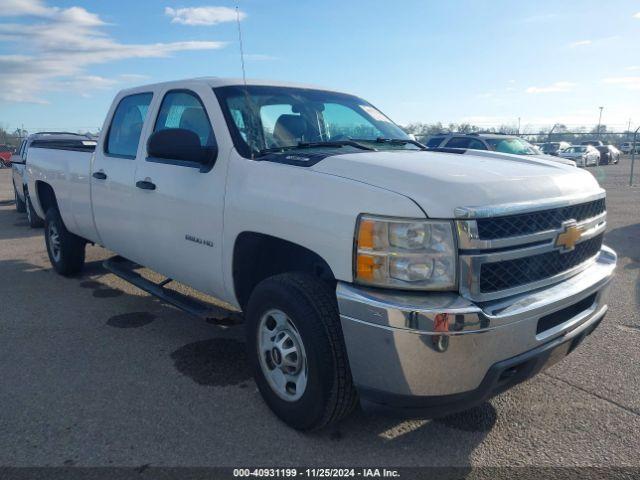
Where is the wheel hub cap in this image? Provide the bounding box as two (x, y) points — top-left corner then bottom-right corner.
(258, 309), (308, 402)
(48, 224), (61, 262)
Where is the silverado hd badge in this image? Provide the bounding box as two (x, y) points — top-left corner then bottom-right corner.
(185, 234), (214, 248)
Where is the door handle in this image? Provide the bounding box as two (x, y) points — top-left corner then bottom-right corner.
(136, 180), (156, 190)
(92, 171), (107, 180)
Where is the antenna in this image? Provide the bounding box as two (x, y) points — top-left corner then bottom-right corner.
(236, 4), (247, 87)
(234, 2), (257, 159)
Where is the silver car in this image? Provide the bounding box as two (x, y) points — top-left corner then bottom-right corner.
(558, 145), (600, 167)
(427, 133), (576, 166)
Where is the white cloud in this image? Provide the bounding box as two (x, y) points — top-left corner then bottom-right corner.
(602, 77), (640, 90)
(569, 39), (592, 48)
(0, 1), (225, 103)
(634, 12), (640, 19)
(626, 66), (640, 71)
(525, 81), (576, 94)
(165, 6), (245, 26)
(0, 0), (52, 17)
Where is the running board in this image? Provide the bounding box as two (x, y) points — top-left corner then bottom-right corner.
(103, 256), (242, 325)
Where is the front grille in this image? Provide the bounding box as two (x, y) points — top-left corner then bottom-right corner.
(476, 198), (606, 239)
(480, 234), (604, 293)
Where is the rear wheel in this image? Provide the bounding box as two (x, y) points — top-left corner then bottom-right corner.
(45, 207), (86, 276)
(246, 273), (357, 430)
(14, 184), (26, 213)
(26, 193), (44, 228)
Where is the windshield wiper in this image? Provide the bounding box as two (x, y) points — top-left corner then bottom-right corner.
(257, 140), (376, 156)
(352, 137), (427, 150)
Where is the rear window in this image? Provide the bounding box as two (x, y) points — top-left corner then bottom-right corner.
(0, 145), (10, 152)
(30, 139), (97, 152)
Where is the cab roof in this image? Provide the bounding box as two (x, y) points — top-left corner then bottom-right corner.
(118, 77), (347, 96)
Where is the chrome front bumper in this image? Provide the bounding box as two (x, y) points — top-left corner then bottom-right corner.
(337, 246), (616, 414)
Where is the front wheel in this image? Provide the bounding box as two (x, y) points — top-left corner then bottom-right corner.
(45, 207), (86, 276)
(246, 273), (357, 430)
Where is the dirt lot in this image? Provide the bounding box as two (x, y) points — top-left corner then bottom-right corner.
(0, 161), (639, 468)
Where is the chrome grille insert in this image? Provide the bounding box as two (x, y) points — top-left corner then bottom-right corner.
(457, 195), (607, 301)
(476, 198), (605, 240)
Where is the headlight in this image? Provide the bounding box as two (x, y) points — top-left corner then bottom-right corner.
(354, 215), (457, 290)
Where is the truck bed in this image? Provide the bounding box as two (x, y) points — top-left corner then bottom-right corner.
(27, 144), (99, 243)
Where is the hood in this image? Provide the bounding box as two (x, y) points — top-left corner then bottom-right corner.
(311, 150), (602, 218)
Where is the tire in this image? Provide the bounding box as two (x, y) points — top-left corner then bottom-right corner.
(246, 273), (357, 430)
(26, 193), (44, 228)
(14, 184), (26, 213)
(44, 207), (86, 276)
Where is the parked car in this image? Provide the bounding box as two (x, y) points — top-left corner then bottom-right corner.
(595, 145), (620, 165)
(12, 132), (97, 227)
(558, 145), (601, 167)
(428, 133), (576, 165)
(541, 141), (571, 156)
(581, 140), (604, 147)
(0, 144), (13, 167)
(27, 78), (615, 430)
(619, 142), (640, 154)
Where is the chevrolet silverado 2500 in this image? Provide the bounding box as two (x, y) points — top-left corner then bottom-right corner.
(27, 78), (616, 430)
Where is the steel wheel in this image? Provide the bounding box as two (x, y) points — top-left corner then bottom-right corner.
(257, 308), (308, 402)
(48, 222), (61, 263)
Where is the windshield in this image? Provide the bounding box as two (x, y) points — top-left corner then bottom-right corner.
(215, 85), (412, 157)
(567, 147), (586, 153)
(484, 137), (538, 155)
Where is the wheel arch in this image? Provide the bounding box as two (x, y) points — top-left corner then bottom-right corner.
(34, 181), (58, 217)
(232, 232), (336, 310)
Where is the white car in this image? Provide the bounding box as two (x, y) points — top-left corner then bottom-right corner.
(27, 78), (616, 430)
(558, 145), (601, 167)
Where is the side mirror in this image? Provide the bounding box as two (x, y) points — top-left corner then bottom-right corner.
(147, 128), (217, 168)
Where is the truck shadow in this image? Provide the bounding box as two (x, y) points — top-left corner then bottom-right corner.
(1, 256), (493, 466)
(0, 205), (42, 239)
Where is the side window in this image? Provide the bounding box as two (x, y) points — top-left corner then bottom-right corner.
(105, 92), (153, 158)
(467, 139), (487, 150)
(426, 136), (444, 148)
(153, 90), (215, 150)
(445, 137), (471, 148)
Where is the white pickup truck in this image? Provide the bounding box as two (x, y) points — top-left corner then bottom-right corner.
(28, 78), (616, 430)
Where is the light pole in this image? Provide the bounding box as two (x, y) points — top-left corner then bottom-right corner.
(596, 106), (604, 138)
(631, 126), (639, 186)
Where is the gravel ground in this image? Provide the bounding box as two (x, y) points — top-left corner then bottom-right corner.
(0, 160), (638, 468)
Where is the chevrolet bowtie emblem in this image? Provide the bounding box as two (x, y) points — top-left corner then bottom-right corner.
(555, 221), (582, 252)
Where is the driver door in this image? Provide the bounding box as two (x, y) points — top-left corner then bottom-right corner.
(130, 85), (228, 297)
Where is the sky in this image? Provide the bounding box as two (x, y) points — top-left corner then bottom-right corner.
(1, 0), (639, 134)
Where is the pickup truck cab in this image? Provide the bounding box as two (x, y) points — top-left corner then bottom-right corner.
(28, 78), (616, 430)
(13, 132), (97, 227)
